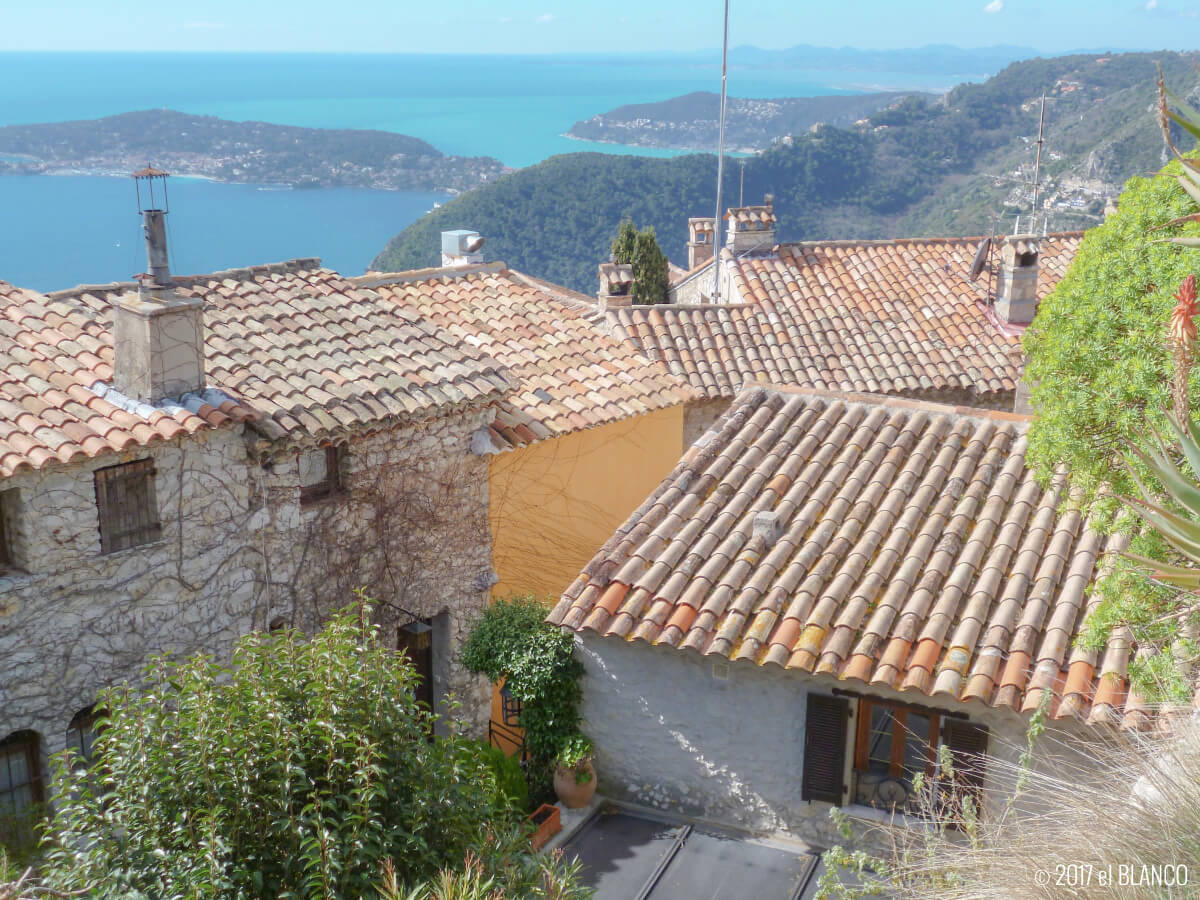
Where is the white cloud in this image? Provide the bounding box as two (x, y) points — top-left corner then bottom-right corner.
(984, 0), (1003, 11)
(1146, 0), (1158, 9)
(535, 13), (554, 23)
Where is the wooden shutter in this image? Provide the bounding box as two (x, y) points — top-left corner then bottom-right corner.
(802, 693), (849, 804)
(94, 460), (161, 553)
(942, 719), (989, 813)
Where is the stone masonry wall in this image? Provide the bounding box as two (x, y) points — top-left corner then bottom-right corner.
(0, 404), (498, 784)
(255, 406), (496, 734)
(0, 429), (263, 761)
(576, 633), (1107, 850)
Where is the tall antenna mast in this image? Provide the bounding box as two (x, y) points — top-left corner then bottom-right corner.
(1030, 92), (1046, 231)
(711, 0), (731, 304)
(739, 159), (745, 207)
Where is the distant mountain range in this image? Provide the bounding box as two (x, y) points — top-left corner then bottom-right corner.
(373, 51), (1200, 294)
(0, 110), (508, 194)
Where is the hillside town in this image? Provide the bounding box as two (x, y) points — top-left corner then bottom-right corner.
(3, 23), (1200, 900)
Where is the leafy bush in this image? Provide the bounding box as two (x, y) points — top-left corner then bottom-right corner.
(42, 599), (512, 899)
(468, 740), (531, 814)
(460, 596), (585, 802)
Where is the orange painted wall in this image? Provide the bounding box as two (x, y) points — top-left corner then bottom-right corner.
(488, 405), (685, 603)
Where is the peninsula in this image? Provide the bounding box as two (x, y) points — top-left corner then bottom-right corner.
(567, 90), (932, 152)
(0, 110), (509, 193)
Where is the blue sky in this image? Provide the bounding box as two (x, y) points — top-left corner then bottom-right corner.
(0, 0), (1196, 53)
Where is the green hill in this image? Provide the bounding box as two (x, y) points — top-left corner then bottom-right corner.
(373, 51), (1200, 294)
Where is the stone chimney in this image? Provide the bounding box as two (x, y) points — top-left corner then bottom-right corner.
(113, 168), (205, 404)
(597, 262), (634, 311)
(994, 234), (1040, 325)
(724, 193), (776, 253)
(687, 217), (715, 269)
(441, 229), (485, 267)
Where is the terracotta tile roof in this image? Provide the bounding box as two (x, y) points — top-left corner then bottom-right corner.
(46, 260), (512, 446)
(726, 206), (777, 228)
(612, 234), (1081, 402)
(356, 263), (698, 452)
(549, 384), (1152, 729)
(0, 280), (257, 477)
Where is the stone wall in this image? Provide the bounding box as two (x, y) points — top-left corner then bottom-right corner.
(255, 406), (496, 733)
(576, 633), (1108, 849)
(0, 428), (263, 762)
(0, 404), (498, 784)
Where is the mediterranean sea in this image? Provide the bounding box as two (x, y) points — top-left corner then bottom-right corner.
(0, 52), (978, 289)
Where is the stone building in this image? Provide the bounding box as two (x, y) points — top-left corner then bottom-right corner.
(0, 252), (517, 837)
(549, 385), (1156, 849)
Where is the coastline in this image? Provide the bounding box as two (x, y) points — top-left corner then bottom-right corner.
(560, 131), (758, 155)
(0, 168), (466, 194)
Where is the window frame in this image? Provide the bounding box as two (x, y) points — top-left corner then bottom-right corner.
(0, 488), (15, 572)
(94, 458), (162, 554)
(66, 706), (98, 768)
(852, 698), (941, 811)
(0, 731), (43, 821)
(299, 445), (345, 506)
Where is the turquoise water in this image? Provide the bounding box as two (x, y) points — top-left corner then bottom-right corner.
(0, 175), (446, 291)
(0, 53), (976, 289)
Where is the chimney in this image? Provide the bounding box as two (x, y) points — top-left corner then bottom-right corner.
(441, 229), (485, 267)
(724, 193), (777, 253)
(687, 217), (715, 269)
(113, 168), (206, 404)
(994, 234), (1040, 325)
(597, 262), (634, 311)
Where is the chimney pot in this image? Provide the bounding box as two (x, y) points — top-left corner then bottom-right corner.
(114, 168), (206, 403)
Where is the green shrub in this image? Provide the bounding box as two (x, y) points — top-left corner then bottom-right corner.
(460, 596), (585, 805)
(42, 598), (512, 899)
(467, 740), (530, 814)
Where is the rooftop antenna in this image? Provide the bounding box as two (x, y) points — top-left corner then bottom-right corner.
(739, 159), (745, 207)
(1030, 92), (1046, 233)
(711, 0), (731, 304)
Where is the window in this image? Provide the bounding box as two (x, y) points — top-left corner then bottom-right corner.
(0, 489), (18, 572)
(695, 232), (708, 244)
(299, 445), (344, 505)
(66, 707), (98, 767)
(0, 731), (43, 831)
(853, 700), (937, 812)
(94, 459), (161, 553)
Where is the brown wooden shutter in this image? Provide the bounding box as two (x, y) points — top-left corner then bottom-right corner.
(942, 719), (989, 812)
(802, 693), (849, 804)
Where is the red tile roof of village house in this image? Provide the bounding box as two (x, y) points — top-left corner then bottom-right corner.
(44, 260), (513, 447)
(549, 384), (1166, 730)
(0, 279), (259, 477)
(0, 260), (515, 475)
(610, 233), (1082, 402)
(356, 262), (699, 452)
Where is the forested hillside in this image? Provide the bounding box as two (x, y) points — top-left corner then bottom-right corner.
(373, 51), (1199, 293)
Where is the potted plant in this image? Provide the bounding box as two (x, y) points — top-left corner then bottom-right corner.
(553, 734), (597, 809)
(527, 802), (562, 851)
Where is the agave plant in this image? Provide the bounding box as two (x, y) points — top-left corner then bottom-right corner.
(1155, 64), (1200, 248)
(1122, 410), (1200, 589)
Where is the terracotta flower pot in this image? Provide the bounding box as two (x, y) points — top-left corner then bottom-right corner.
(554, 759), (597, 809)
(528, 802), (562, 851)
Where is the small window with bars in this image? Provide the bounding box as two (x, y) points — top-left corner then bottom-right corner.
(299, 445), (344, 505)
(0, 731), (42, 827)
(94, 459), (162, 554)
